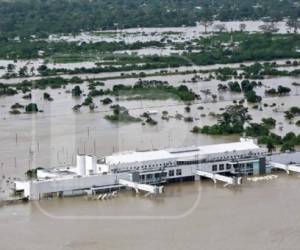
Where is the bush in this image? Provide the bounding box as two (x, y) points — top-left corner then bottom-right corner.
(9, 109), (21, 115)
(262, 117), (276, 128)
(72, 85), (82, 96)
(82, 96), (93, 106)
(25, 103), (38, 112)
(101, 97), (113, 105)
(228, 81), (241, 92)
(11, 103), (24, 109)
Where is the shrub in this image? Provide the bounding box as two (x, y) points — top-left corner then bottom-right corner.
(25, 103), (39, 112)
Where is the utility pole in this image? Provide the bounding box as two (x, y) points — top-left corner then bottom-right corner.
(93, 140), (96, 155)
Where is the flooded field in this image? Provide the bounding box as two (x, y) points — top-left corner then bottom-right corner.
(0, 58), (296, 84)
(0, 20), (300, 250)
(48, 21), (290, 44)
(0, 64), (299, 180)
(0, 20), (293, 79)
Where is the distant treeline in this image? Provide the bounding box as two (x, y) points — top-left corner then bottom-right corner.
(0, 0), (300, 37)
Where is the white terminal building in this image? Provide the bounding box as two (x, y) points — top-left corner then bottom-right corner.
(15, 138), (268, 200)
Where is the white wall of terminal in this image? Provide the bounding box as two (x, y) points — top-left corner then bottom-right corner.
(16, 173), (128, 200)
(14, 138), (267, 200)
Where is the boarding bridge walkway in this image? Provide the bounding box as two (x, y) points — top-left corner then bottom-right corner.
(270, 162), (300, 174)
(118, 179), (164, 195)
(195, 170), (242, 186)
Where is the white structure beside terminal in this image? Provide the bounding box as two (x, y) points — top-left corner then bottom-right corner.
(14, 138), (268, 200)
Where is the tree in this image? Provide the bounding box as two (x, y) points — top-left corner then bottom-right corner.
(259, 20), (279, 33)
(82, 96), (93, 106)
(72, 86), (82, 96)
(25, 103), (39, 112)
(37, 64), (48, 74)
(245, 90), (262, 103)
(267, 141), (276, 154)
(218, 105), (252, 133)
(280, 142), (295, 152)
(262, 117), (276, 128)
(7, 64), (15, 73)
(101, 97), (113, 105)
(228, 81), (241, 92)
(213, 23), (226, 33)
(43, 92), (53, 101)
(199, 5), (213, 34)
(19, 66), (28, 77)
(239, 23), (246, 32)
(287, 11), (300, 33)
(277, 85), (291, 95)
(212, 94), (218, 102)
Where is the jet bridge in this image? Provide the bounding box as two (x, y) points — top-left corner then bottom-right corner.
(118, 179), (164, 195)
(195, 170), (242, 186)
(269, 162), (300, 174)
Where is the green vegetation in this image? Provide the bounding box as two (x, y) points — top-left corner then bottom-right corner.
(11, 103), (24, 109)
(105, 80), (197, 101)
(187, 33), (300, 66)
(193, 105), (251, 135)
(226, 79), (262, 103)
(265, 85), (291, 96)
(72, 86), (82, 97)
(105, 105), (141, 123)
(244, 90), (262, 103)
(82, 96), (93, 106)
(0, 40), (165, 60)
(0, 84), (17, 96)
(0, 0), (299, 38)
(1, 33), (300, 72)
(29, 55), (191, 75)
(259, 132), (300, 152)
(9, 109), (21, 115)
(285, 106), (300, 120)
(262, 117), (276, 128)
(101, 97), (113, 105)
(18, 77), (70, 89)
(25, 103), (39, 113)
(228, 82), (241, 93)
(192, 104), (300, 152)
(43, 92), (53, 101)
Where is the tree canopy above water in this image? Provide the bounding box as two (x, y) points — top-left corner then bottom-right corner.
(0, 0), (300, 37)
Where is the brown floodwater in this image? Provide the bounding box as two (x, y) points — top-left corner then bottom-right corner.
(0, 71), (299, 179)
(0, 64), (300, 249)
(1, 174), (300, 250)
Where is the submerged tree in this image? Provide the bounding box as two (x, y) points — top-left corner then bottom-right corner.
(25, 103), (38, 113)
(199, 5), (213, 33)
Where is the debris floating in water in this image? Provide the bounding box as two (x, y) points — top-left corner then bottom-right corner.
(247, 175), (278, 182)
